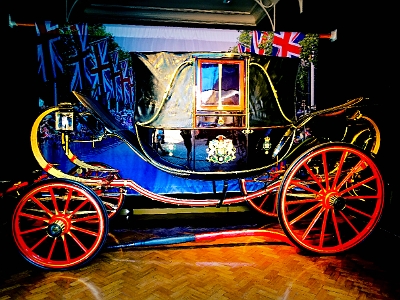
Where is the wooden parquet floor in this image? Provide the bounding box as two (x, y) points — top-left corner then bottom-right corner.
(1, 211), (399, 300)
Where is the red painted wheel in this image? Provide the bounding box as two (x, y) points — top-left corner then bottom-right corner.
(247, 181), (280, 217)
(68, 162), (126, 219)
(277, 143), (384, 254)
(12, 179), (108, 270)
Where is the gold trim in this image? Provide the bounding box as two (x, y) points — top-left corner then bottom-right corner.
(31, 107), (86, 182)
(348, 116), (380, 155)
(60, 133), (112, 171)
(250, 61), (294, 124)
(133, 123), (286, 177)
(361, 116), (380, 155)
(137, 59), (193, 126)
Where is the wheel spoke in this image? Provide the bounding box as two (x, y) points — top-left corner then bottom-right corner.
(30, 234), (48, 251)
(301, 207), (325, 241)
(319, 209), (329, 248)
(63, 188), (73, 213)
(289, 202), (322, 226)
(256, 194), (270, 211)
(343, 195), (379, 200)
(68, 231), (88, 252)
(30, 196), (54, 217)
(345, 205), (373, 218)
(303, 163), (325, 191)
(71, 225), (100, 237)
(47, 238), (57, 260)
(338, 175), (376, 196)
(49, 187), (60, 215)
(289, 180), (320, 195)
(18, 212), (50, 223)
(338, 210), (360, 234)
(72, 214), (101, 223)
(19, 225), (48, 235)
(336, 159), (366, 190)
(69, 199), (90, 216)
(286, 198), (320, 205)
(62, 235), (71, 262)
(322, 152), (330, 190)
(331, 150), (347, 189)
(331, 209), (343, 246)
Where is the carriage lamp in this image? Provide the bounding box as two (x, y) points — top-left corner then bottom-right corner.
(263, 136), (271, 154)
(55, 103), (74, 131)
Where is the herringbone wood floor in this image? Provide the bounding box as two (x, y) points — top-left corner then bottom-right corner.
(1, 210), (399, 300)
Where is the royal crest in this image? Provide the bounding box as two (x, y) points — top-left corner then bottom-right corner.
(206, 135), (236, 164)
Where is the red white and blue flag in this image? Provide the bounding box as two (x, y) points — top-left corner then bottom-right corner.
(109, 50), (123, 102)
(36, 21), (63, 82)
(67, 23), (92, 92)
(251, 31), (268, 55)
(127, 66), (135, 104)
(272, 32), (305, 58)
(88, 38), (113, 101)
(237, 43), (251, 53)
(119, 59), (133, 105)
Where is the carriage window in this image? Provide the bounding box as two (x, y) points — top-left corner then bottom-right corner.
(196, 59), (245, 111)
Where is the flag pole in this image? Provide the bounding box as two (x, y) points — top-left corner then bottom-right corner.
(310, 60), (315, 110)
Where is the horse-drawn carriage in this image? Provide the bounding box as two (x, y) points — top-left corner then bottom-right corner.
(7, 52), (384, 270)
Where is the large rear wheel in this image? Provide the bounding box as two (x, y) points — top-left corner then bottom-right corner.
(277, 143), (384, 254)
(12, 179), (108, 270)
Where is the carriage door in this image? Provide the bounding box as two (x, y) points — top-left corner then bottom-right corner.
(194, 56), (248, 167)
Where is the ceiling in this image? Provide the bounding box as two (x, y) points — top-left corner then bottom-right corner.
(7, 0), (336, 32)
(76, 0), (278, 28)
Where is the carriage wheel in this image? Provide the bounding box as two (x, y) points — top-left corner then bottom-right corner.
(68, 162), (126, 219)
(246, 181), (280, 217)
(277, 143), (384, 254)
(12, 179), (108, 270)
(246, 179), (301, 217)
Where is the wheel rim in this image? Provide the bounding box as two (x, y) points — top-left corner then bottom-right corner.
(69, 162), (125, 219)
(278, 144), (384, 254)
(247, 180), (300, 217)
(12, 180), (108, 269)
(247, 181), (280, 217)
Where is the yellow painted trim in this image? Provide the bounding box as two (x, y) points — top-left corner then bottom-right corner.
(61, 133), (111, 171)
(30, 107), (85, 182)
(361, 116), (380, 155)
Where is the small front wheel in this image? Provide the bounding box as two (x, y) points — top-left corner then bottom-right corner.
(12, 179), (109, 270)
(277, 143), (384, 254)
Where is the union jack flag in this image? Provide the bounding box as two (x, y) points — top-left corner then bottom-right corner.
(272, 32), (305, 58)
(237, 43), (251, 53)
(36, 21), (63, 82)
(127, 66), (135, 105)
(251, 31), (269, 55)
(119, 59), (133, 105)
(109, 50), (123, 102)
(88, 38), (113, 102)
(67, 23), (92, 92)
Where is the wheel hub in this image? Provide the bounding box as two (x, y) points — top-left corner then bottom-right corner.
(329, 195), (346, 210)
(47, 220), (66, 238)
